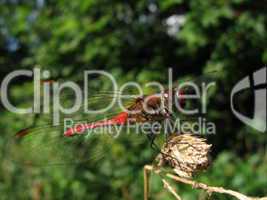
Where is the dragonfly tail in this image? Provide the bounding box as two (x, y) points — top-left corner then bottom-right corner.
(64, 112), (129, 137)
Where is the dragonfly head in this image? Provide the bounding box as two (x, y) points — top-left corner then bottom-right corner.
(162, 88), (186, 113)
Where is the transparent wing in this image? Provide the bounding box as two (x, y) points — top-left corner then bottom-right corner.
(4, 123), (148, 167)
(4, 92), (151, 167)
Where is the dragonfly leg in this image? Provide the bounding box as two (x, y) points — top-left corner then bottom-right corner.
(146, 133), (157, 150)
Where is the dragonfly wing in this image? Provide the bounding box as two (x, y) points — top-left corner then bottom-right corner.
(4, 90), (151, 167)
(5, 123), (149, 167)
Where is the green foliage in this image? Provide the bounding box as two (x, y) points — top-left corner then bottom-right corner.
(0, 0), (266, 199)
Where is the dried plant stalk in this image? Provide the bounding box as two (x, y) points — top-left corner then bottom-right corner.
(144, 133), (267, 200)
(144, 165), (267, 200)
(157, 134), (211, 178)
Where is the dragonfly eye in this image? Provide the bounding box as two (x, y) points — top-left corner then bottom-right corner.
(163, 93), (169, 98)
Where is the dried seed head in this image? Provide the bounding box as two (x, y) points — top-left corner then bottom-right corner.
(157, 134), (212, 178)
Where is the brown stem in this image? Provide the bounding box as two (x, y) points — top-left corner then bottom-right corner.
(144, 165), (267, 200)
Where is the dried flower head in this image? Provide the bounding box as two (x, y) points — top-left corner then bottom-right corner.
(157, 134), (212, 178)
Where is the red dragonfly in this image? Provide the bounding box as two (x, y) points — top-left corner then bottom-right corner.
(5, 86), (187, 167)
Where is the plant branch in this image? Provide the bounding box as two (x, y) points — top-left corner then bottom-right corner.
(144, 165), (267, 200)
(144, 165), (181, 200)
